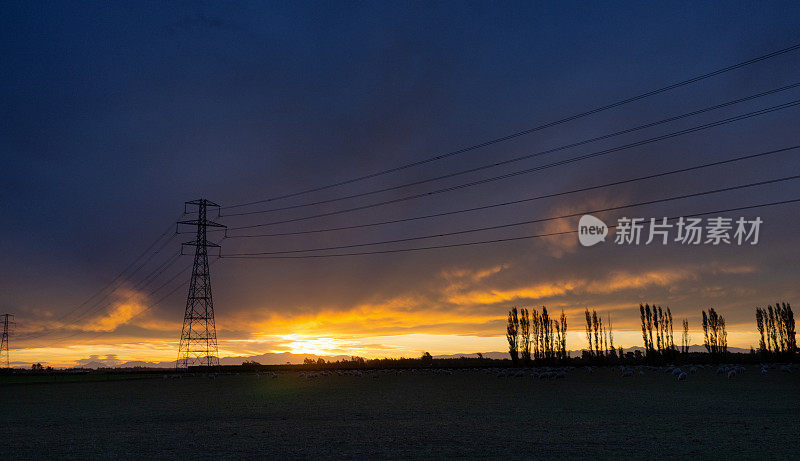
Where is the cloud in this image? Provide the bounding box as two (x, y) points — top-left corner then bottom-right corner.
(84, 288), (148, 332)
(75, 354), (121, 368)
(444, 267), (692, 307)
(535, 192), (629, 258)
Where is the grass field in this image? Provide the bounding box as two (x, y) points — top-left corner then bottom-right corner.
(1, 366), (798, 459)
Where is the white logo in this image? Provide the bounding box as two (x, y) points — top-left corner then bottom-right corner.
(578, 215), (608, 247)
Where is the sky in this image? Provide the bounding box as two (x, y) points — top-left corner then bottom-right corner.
(2, 1), (800, 367)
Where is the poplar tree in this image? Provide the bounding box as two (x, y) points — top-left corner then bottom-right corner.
(520, 308), (531, 364)
(506, 307), (520, 364)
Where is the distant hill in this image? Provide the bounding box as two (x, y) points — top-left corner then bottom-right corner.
(109, 352), (358, 368)
(72, 345), (754, 369)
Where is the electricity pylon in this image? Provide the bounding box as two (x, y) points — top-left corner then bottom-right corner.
(1, 313), (13, 368)
(176, 199), (225, 370)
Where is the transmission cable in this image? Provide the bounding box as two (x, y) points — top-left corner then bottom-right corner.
(223, 83), (800, 217)
(25, 248), (186, 342)
(47, 219), (179, 326)
(227, 99), (800, 230)
(43, 258), (194, 346)
(48, 257), (221, 349)
(221, 42), (800, 211)
(222, 198), (799, 259)
(227, 144), (798, 238)
(50, 231), (181, 329)
(223, 175), (798, 257)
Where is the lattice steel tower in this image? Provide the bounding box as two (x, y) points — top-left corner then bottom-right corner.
(1, 313), (13, 368)
(176, 199), (225, 369)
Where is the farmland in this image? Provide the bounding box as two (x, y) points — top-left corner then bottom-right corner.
(1, 366), (798, 459)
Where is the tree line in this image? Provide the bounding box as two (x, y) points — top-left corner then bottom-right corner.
(756, 302), (796, 359)
(583, 309), (622, 359)
(507, 306), (567, 365)
(505, 301), (796, 365)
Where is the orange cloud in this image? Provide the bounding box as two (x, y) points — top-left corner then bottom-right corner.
(86, 300), (147, 332)
(444, 268), (692, 307)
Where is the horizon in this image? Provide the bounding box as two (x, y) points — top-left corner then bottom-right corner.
(14, 343), (755, 370)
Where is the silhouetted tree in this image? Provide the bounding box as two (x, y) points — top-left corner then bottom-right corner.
(783, 303), (797, 354)
(542, 307), (553, 360)
(506, 307), (520, 364)
(592, 310), (600, 357)
(599, 318), (606, 356)
(560, 310), (568, 360)
(421, 352), (433, 364)
(640, 304), (650, 353)
(520, 308), (531, 364)
(654, 306), (662, 353)
(681, 319), (690, 354)
(667, 307), (675, 354)
(757, 303), (797, 358)
(532, 308), (541, 360)
(767, 305), (778, 354)
(701, 308), (727, 359)
(607, 314), (615, 353)
(646, 304), (654, 354)
(756, 307), (767, 354)
(585, 309), (593, 357)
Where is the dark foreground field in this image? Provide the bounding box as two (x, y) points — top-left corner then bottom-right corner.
(1, 366), (798, 459)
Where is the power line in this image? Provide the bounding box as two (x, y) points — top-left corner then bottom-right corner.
(221, 198), (800, 259)
(24, 249), (187, 343)
(40, 258), (221, 350)
(222, 175), (798, 256)
(45, 234), (180, 332)
(227, 99), (800, 230)
(222, 83), (800, 217)
(40, 258), (194, 347)
(221, 42), (800, 211)
(48, 220), (178, 326)
(227, 145), (799, 238)
(62, 232), (182, 324)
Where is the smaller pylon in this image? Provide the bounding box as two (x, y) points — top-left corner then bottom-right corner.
(1, 313), (14, 368)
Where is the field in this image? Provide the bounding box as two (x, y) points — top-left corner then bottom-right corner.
(1, 366), (798, 459)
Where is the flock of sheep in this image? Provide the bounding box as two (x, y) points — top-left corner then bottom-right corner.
(163, 363), (797, 382)
(290, 363), (798, 382)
